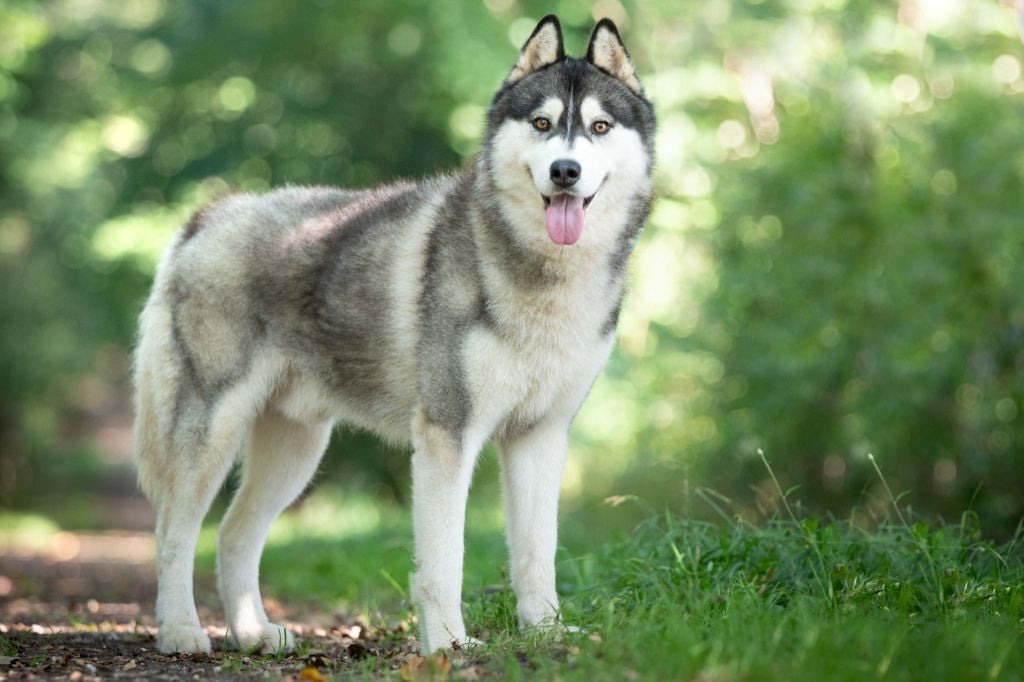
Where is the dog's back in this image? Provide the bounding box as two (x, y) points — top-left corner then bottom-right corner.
(135, 179), (456, 459)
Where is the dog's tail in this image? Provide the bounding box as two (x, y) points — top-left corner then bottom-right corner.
(132, 250), (180, 504)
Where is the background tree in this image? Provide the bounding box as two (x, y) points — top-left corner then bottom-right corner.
(0, 0), (1021, 535)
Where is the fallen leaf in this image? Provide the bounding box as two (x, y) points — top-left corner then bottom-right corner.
(401, 652), (452, 680)
(298, 667), (328, 682)
(122, 659), (137, 671)
(431, 651), (452, 676)
(400, 655), (425, 681)
(455, 664), (487, 680)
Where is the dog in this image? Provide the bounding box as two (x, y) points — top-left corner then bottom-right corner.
(133, 14), (655, 655)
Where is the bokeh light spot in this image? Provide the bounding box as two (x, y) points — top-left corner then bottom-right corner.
(716, 119), (747, 149)
(102, 115), (150, 158)
(388, 24), (422, 57)
(891, 74), (921, 103)
(931, 169), (957, 195)
(218, 76), (256, 113)
(131, 39), (172, 75)
(992, 54), (1021, 84)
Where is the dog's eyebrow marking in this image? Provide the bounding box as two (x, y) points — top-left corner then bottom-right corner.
(580, 96), (607, 126)
(536, 97), (564, 123)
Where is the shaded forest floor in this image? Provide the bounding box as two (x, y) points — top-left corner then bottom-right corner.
(0, 478), (509, 680)
(0, 532), (429, 680)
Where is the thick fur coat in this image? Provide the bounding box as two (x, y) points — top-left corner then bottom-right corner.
(134, 15), (655, 654)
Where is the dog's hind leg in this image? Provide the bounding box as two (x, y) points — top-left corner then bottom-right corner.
(217, 410), (331, 653)
(134, 304), (223, 654)
(136, 335), (276, 652)
(149, 379), (267, 654)
(151, 447), (236, 654)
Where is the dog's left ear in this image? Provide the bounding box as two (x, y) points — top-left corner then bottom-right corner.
(506, 15), (565, 85)
(586, 19), (642, 95)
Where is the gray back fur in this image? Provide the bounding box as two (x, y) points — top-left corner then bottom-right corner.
(145, 18), (655, 448)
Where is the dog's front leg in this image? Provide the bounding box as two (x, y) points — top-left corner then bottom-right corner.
(500, 421), (569, 629)
(410, 410), (480, 653)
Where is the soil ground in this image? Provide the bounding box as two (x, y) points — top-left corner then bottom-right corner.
(0, 532), (425, 680)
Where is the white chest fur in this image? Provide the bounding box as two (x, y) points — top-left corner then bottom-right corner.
(463, 257), (617, 440)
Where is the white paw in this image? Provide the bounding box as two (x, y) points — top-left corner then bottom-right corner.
(521, 616), (584, 638)
(234, 623), (295, 654)
(157, 623), (212, 654)
(421, 634), (482, 655)
(557, 623), (586, 636)
(455, 636), (484, 650)
(415, 601), (469, 655)
(519, 611), (559, 630)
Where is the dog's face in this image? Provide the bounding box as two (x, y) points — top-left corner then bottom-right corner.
(483, 16), (655, 249)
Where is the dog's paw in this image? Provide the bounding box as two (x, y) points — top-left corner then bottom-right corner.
(157, 624), (212, 654)
(422, 635), (482, 655)
(559, 623), (586, 635)
(521, 618), (586, 639)
(235, 623), (295, 655)
(454, 636), (484, 651)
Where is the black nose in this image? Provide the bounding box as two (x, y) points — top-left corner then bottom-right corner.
(549, 159), (581, 188)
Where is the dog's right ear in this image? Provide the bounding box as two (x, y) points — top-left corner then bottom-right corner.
(505, 15), (564, 85)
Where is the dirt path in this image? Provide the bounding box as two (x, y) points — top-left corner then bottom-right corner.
(1, 601), (424, 680)
(0, 531), (430, 680)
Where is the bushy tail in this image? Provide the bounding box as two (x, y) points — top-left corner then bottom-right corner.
(132, 249), (181, 504)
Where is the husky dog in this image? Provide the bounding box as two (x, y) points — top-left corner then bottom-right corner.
(133, 15), (654, 655)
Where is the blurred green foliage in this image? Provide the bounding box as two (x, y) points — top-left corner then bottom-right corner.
(0, 1), (1021, 533)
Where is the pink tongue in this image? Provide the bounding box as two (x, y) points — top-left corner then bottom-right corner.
(545, 195), (586, 245)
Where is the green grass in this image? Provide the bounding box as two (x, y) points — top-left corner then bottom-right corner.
(189, 476), (1024, 681)
(507, 512), (1024, 681)
(5, 461), (1021, 679)
(0, 635), (19, 657)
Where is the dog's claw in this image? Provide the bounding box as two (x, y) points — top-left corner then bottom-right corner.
(157, 624), (212, 654)
(454, 636), (484, 650)
(231, 623), (295, 654)
(522, 619), (586, 639)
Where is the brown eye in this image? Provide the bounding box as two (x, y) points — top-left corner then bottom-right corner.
(533, 117), (551, 131)
(592, 120), (611, 135)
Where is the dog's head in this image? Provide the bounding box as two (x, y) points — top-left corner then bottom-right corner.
(482, 15), (655, 249)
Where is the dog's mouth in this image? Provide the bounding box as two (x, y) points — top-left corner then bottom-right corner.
(540, 192), (596, 246)
(542, 194), (596, 209)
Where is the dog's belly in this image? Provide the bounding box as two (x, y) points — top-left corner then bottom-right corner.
(272, 368), (416, 444)
(271, 317), (612, 448)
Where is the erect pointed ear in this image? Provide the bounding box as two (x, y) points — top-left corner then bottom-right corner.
(506, 15), (564, 85)
(586, 18), (642, 95)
